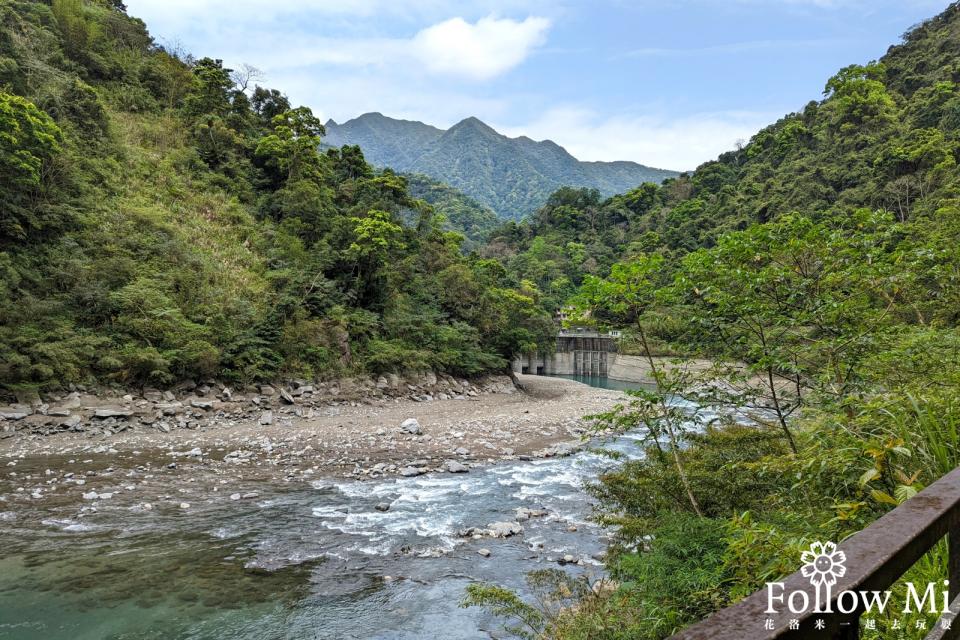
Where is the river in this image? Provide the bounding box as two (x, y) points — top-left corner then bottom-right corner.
(0, 376), (666, 640)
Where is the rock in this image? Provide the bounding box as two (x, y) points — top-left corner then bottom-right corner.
(444, 460), (470, 473)
(399, 466), (424, 477)
(143, 389), (163, 402)
(561, 554), (576, 564)
(60, 415), (82, 428)
(241, 492), (259, 499)
(179, 502), (190, 509)
(187, 447), (202, 457)
(0, 411), (30, 421)
(279, 389), (295, 404)
(259, 385), (276, 396)
(399, 418), (422, 435)
(94, 408), (133, 419)
(46, 408), (72, 417)
(488, 521), (523, 538)
(454, 447), (471, 456)
(477, 548), (491, 557)
(259, 411), (274, 426)
(230, 493), (242, 500)
(375, 502), (391, 512)
(190, 399), (214, 410)
(156, 402), (184, 415)
(515, 507), (549, 521)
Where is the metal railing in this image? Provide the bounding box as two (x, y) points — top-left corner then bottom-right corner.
(670, 466), (960, 639)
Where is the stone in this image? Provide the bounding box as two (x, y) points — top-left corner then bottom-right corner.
(399, 466), (424, 477)
(230, 493), (241, 500)
(279, 389), (295, 404)
(241, 492), (259, 499)
(515, 507), (549, 521)
(94, 408), (133, 419)
(259, 411), (274, 426)
(259, 385), (276, 396)
(374, 502), (391, 512)
(190, 399), (214, 410)
(399, 418), (422, 435)
(187, 447), (202, 457)
(179, 502), (190, 509)
(454, 447), (471, 456)
(487, 521), (523, 538)
(60, 415), (82, 428)
(444, 460), (470, 473)
(0, 411), (30, 421)
(46, 408), (72, 417)
(561, 554), (576, 564)
(477, 548), (491, 557)
(143, 389), (163, 402)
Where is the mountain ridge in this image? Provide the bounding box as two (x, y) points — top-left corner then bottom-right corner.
(323, 113), (679, 219)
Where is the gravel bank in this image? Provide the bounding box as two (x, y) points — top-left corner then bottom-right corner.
(0, 375), (625, 512)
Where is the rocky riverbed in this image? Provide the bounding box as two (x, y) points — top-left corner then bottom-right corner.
(0, 374), (636, 640)
(0, 374), (625, 511)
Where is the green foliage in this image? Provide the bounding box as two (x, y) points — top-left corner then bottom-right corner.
(0, 1), (545, 391)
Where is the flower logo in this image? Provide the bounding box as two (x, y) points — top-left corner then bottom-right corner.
(800, 541), (847, 586)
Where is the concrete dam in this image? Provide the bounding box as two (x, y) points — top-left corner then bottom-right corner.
(513, 330), (619, 376)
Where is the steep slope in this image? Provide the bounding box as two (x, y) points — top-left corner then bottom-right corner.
(482, 2), (960, 316)
(0, 0), (556, 392)
(324, 113), (678, 219)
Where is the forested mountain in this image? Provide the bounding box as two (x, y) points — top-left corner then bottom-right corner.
(465, 4), (960, 639)
(484, 2), (960, 315)
(403, 174), (500, 249)
(0, 0), (556, 392)
(323, 112), (679, 220)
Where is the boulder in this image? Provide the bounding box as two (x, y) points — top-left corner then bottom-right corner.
(399, 466), (424, 477)
(374, 502), (391, 512)
(399, 418), (422, 435)
(487, 521), (523, 538)
(477, 548), (491, 557)
(444, 460), (470, 474)
(259, 411), (274, 426)
(94, 408), (133, 419)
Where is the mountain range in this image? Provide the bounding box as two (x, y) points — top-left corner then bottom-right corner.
(323, 113), (679, 220)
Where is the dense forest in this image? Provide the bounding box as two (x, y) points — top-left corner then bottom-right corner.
(465, 3), (960, 639)
(0, 0), (557, 395)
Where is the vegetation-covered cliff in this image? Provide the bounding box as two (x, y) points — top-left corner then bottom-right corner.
(0, 0), (556, 394)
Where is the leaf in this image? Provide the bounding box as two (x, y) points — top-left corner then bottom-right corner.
(859, 468), (880, 486)
(870, 490), (899, 506)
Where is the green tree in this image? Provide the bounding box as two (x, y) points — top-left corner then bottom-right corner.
(0, 92), (64, 241)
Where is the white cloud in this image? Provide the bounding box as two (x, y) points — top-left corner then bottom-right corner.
(411, 16), (551, 80)
(496, 107), (777, 171)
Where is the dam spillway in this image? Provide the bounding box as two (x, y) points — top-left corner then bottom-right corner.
(513, 330), (619, 377)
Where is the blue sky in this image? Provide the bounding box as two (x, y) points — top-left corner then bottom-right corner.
(125, 0), (950, 170)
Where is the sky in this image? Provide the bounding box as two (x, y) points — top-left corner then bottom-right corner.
(125, 0), (951, 171)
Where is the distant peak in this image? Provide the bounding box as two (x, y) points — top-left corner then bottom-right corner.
(450, 116), (495, 132)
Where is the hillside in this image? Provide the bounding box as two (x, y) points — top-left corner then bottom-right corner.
(403, 174), (500, 249)
(483, 2), (960, 315)
(0, 0), (556, 393)
(323, 112), (678, 220)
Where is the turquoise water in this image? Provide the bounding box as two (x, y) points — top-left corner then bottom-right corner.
(545, 373), (653, 393)
(0, 376), (666, 639)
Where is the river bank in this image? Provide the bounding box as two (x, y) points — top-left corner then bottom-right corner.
(0, 375), (625, 514)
